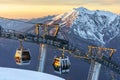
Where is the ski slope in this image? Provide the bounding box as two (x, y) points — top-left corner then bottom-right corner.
(0, 67), (65, 80)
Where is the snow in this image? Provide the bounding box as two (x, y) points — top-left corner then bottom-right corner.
(0, 67), (65, 80)
(58, 7), (120, 45)
(0, 18), (33, 32)
(53, 13), (68, 21)
(95, 10), (117, 24)
(74, 7), (94, 14)
(62, 10), (75, 21)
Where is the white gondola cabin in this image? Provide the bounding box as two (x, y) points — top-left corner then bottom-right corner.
(53, 56), (71, 74)
(14, 40), (31, 65)
(15, 48), (31, 65)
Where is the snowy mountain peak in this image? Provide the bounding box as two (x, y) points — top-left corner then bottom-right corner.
(49, 7), (120, 45)
(73, 7), (95, 15)
(74, 7), (90, 13)
(74, 7), (88, 11)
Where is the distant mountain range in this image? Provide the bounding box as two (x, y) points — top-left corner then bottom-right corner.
(0, 15), (55, 32)
(0, 6), (120, 53)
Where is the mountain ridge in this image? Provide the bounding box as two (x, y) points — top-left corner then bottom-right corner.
(0, 7), (120, 47)
(48, 7), (120, 46)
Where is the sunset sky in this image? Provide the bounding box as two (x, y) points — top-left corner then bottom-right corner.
(0, 0), (120, 19)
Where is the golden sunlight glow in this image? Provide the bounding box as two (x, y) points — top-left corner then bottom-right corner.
(0, 4), (76, 19)
(0, 0), (119, 19)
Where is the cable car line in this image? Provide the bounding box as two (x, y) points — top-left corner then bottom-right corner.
(0, 24), (120, 76)
(0, 17), (69, 41)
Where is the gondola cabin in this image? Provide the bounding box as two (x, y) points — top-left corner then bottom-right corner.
(53, 56), (71, 74)
(14, 49), (31, 65)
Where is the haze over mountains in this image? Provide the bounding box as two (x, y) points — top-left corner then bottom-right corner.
(0, 7), (120, 80)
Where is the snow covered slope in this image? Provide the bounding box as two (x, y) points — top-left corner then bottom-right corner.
(49, 7), (120, 46)
(0, 16), (54, 32)
(29, 15), (55, 23)
(0, 67), (65, 80)
(0, 17), (34, 32)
